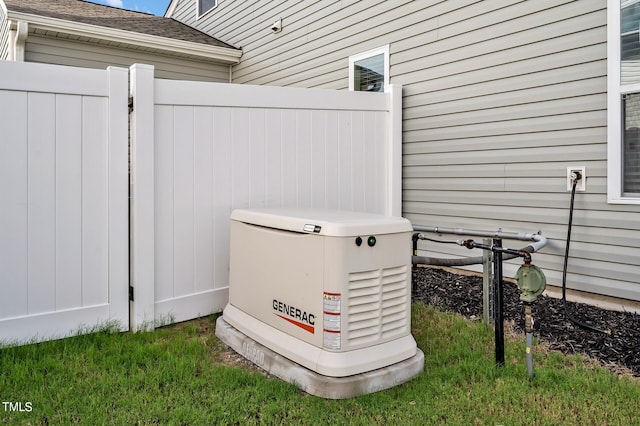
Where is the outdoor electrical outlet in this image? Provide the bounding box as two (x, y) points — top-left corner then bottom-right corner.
(567, 166), (586, 191)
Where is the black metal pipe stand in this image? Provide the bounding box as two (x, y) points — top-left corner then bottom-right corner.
(493, 238), (504, 366)
(461, 237), (533, 368)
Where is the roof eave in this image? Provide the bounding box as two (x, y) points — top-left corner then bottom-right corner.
(7, 10), (242, 64)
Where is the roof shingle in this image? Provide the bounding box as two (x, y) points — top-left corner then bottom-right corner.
(4, 0), (236, 49)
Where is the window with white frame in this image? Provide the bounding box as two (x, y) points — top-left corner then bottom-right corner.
(349, 45), (389, 92)
(197, 0), (217, 17)
(609, 0), (640, 202)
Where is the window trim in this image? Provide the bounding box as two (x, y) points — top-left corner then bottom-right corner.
(608, 0), (640, 203)
(196, 0), (217, 19)
(348, 45), (389, 92)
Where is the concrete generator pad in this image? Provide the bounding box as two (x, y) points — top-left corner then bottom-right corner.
(215, 316), (425, 399)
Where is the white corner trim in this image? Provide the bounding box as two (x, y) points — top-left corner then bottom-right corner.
(14, 20), (28, 61)
(7, 10), (242, 64)
(7, 20), (15, 60)
(607, 0), (621, 203)
(164, 0), (178, 17)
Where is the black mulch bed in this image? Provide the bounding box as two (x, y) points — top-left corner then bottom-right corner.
(412, 267), (640, 377)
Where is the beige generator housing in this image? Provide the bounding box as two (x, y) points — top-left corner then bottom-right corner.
(217, 208), (424, 398)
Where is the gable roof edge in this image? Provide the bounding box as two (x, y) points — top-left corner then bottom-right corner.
(8, 9), (241, 64)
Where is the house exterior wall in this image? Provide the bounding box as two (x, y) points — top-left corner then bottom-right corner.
(23, 34), (230, 82)
(168, 0), (640, 303)
(0, 5), (9, 60)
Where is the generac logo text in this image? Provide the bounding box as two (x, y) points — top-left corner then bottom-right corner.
(272, 299), (315, 333)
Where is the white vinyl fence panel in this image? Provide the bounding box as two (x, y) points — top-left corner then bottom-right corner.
(130, 64), (401, 329)
(0, 61), (400, 340)
(0, 61), (129, 343)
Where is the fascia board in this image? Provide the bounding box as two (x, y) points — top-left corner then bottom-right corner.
(7, 10), (241, 64)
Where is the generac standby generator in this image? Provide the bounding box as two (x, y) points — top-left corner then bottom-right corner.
(217, 208), (424, 399)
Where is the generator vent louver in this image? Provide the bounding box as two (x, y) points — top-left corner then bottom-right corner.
(346, 265), (409, 347)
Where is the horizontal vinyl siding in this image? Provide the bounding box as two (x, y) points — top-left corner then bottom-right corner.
(176, 0), (640, 302)
(24, 35), (229, 82)
(0, 6), (9, 60)
(400, 1), (640, 301)
(175, 0), (385, 89)
(170, 0), (198, 26)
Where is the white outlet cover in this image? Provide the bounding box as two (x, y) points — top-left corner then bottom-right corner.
(566, 166), (586, 191)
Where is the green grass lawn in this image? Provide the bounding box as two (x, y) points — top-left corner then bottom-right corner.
(2, 303), (639, 425)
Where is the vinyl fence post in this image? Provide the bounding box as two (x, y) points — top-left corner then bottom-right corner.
(129, 63), (155, 331)
(386, 84), (402, 217)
